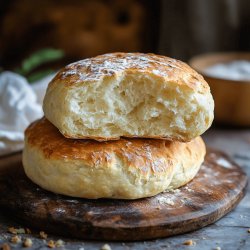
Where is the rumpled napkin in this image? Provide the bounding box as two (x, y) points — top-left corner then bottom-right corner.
(0, 71), (53, 156)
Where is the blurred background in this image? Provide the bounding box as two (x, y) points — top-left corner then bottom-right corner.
(1, 0), (250, 71)
(0, 0), (250, 136)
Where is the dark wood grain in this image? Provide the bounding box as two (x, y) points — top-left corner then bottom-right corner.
(0, 149), (247, 241)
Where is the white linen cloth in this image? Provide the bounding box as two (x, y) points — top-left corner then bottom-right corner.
(0, 71), (54, 156)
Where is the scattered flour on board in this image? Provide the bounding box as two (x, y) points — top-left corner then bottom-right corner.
(216, 158), (233, 169)
(163, 188), (181, 194)
(184, 186), (193, 192)
(157, 197), (175, 206)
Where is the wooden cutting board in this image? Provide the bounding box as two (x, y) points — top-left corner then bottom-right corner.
(0, 149), (247, 241)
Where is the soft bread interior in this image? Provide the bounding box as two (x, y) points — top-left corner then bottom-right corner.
(44, 72), (213, 140)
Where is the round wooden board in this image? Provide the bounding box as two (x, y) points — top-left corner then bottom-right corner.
(0, 149), (247, 241)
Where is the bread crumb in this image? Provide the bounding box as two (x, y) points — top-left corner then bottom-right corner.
(55, 240), (64, 247)
(0, 243), (11, 250)
(39, 231), (48, 239)
(8, 227), (25, 234)
(7, 227), (16, 234)
(10, 235), (21, 244)
(23, 238), (33, 248)
(16, 228), (25, 234)
(183, 239), (196, 246)
(47, 240), (55, 248)
(101, 244), (112, 250)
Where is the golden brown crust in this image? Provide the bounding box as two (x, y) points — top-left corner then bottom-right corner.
(23, 118), (206, 199)
(25, 118), (175, 175)
(49, 52), (208, 92)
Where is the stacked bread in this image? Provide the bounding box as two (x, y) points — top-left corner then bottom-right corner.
(22, 53), (214, 199)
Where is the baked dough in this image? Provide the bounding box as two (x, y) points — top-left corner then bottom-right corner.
(43, 52), (214, 142)
(22, 118), (206, 199)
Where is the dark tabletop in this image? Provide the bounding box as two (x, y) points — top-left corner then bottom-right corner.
(0, 128), (249, 250)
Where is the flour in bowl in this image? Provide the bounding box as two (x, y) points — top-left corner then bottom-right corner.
(204, 60), (250, 81)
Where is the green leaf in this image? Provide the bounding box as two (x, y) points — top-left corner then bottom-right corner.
(27, 69), (54, 83)
(20, 48), (64, 75)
